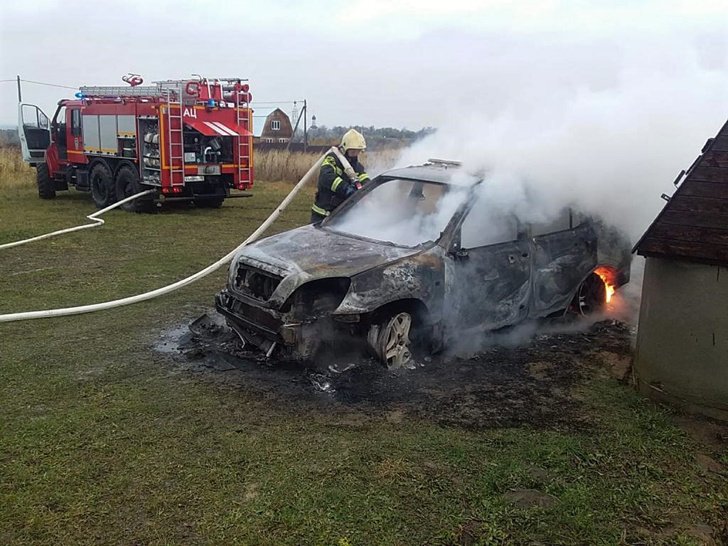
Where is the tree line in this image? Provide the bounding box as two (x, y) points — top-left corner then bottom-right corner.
(303, 125), (436, 150)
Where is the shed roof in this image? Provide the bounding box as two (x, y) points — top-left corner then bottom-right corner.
(634, 119), (728, 267)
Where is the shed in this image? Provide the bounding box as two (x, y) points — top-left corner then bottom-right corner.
(258, 108), (293, 143)
(633, 119), (728, 420)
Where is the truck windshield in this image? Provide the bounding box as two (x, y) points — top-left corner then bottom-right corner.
(325, 178), (468, 247)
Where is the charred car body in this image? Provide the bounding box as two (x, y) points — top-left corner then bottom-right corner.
(216, 161), (631, 367)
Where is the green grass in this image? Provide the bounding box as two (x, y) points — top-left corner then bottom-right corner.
(1, 176), (726, 545)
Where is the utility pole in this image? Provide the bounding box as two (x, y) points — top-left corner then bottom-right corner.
(16, 75), (22, 102)
(287, 99), (308, 152)
(303, 99), (307, 152)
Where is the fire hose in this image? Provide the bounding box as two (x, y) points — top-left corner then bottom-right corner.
(0, 189), (156, 250)
(0, 150), (330, 323)
(330, 146), (363, 189)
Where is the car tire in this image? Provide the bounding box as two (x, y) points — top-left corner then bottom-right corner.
(36, 163), (55, 199)
(572, 273), (606, 316)
(90, 162), (115, 209)
(367, 311), (414, 369)
(115, 165), (154, 212)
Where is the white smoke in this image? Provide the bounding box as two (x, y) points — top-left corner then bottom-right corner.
(333, 32), (727, 332)
(328, 179), (469, 247)
(395, 34), (728, 242)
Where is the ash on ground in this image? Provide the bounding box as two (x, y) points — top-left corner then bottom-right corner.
(155, 312), (635, 431)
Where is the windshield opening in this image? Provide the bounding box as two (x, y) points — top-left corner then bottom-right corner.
(325, 178), (468, 247)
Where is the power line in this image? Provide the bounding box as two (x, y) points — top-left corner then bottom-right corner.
(21, 79), (77, 90)
(1, 78), (77, 90)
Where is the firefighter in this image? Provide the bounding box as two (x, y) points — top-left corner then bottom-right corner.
(311, 129), (370, 223)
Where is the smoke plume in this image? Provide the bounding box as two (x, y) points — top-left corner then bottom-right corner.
(395, 33), (728, 242)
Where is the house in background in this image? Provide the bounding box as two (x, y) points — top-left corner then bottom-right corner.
(633, 119), (728, 421)
(258, 108), (293, 144)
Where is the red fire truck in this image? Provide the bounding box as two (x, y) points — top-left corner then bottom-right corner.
(18, 76), (254, 211)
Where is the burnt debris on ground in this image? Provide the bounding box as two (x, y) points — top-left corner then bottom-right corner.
(154, 312), (634, 431)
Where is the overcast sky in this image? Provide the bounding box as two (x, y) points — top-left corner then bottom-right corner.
(1, 1), (727, 241)
(1, 0), (726, 129)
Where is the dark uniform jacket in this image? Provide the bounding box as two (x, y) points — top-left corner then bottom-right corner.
(311, 151), (370, 221)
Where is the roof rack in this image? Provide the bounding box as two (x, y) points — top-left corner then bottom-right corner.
(78, 76), (251, 100)
(427, 158), (462, 167)
(78, 85), (175, 98)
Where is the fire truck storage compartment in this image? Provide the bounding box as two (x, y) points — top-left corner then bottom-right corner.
(183, 131), (233, 165)
(117, 115), (137, 158)
(82, 115), (100, 153)
(82, 114), (137, 156)
(139, 118), (160, 185)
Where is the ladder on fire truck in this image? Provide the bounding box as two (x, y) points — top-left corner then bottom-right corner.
(164, 88), (185, 188)
(235, 91), (252, 187)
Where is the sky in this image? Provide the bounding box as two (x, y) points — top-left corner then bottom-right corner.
(1, 0), (726, 129)
(2, 0), (727, 241)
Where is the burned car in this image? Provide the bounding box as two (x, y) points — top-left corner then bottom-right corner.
(216, 160), (631, 367)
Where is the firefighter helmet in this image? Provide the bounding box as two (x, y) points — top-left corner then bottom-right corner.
(340, 129), (366, 152)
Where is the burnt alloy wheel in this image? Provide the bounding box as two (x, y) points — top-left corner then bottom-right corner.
(572, 273), (607, 316)
(90, 162), (115, 209)
(368, 311), (414, 369)
(114, 165), (154, 212)
(36, 163), (55, 199)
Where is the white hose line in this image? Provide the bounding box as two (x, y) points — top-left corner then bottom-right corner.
(0, 150), (330, 323)
(0, 189), (156, 250)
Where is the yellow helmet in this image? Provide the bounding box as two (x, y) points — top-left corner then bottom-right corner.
(340, 129), (366, 152)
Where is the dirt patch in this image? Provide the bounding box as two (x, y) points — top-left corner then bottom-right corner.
(155, 313), (634, 431)
(596, 351), (633, 382)
(674, 415), (728, 454)
(503, 488), (558, 509)
(695, 453), (725, 475)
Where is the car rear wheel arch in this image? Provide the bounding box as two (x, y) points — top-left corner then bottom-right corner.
(569, 267), (611, 316)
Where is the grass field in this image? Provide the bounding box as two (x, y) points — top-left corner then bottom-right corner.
(1, 157), (726, 545)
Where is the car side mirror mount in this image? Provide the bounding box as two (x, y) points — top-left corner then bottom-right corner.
(452, 248), (469, 260)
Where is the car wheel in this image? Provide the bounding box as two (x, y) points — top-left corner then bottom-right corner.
(572, 273), (606, 316)
(368, 311), (414, 369)
(36, 163), (55, 199)
(115, 165), (153, 212)
(90, 162), (115, 209)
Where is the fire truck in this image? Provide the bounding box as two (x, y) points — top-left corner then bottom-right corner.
(18, 75), (254, 211)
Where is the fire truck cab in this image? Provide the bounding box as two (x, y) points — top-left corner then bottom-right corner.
(18, 76), (254, 211)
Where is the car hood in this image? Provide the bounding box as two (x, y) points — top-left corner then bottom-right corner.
(234, 224), (423, 279)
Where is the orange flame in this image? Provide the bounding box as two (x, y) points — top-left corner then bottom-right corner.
(594, 266), (616, 303)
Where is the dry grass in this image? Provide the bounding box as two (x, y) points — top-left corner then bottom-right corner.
(0, 147), (405, 191)
(253, 148), (402, 183)
(0, 147), (34, 189)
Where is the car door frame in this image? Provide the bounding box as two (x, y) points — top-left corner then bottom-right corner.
(442, 198), (532, 333)
(527, 210), (598, 318)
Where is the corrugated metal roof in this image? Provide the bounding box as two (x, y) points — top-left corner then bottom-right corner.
(634, 119), (728, 266)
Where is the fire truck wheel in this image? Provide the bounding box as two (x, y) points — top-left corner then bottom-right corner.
(115, 165), (152, 212)
(90, 162), (115, 209)
(36, 163), (55, 199)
